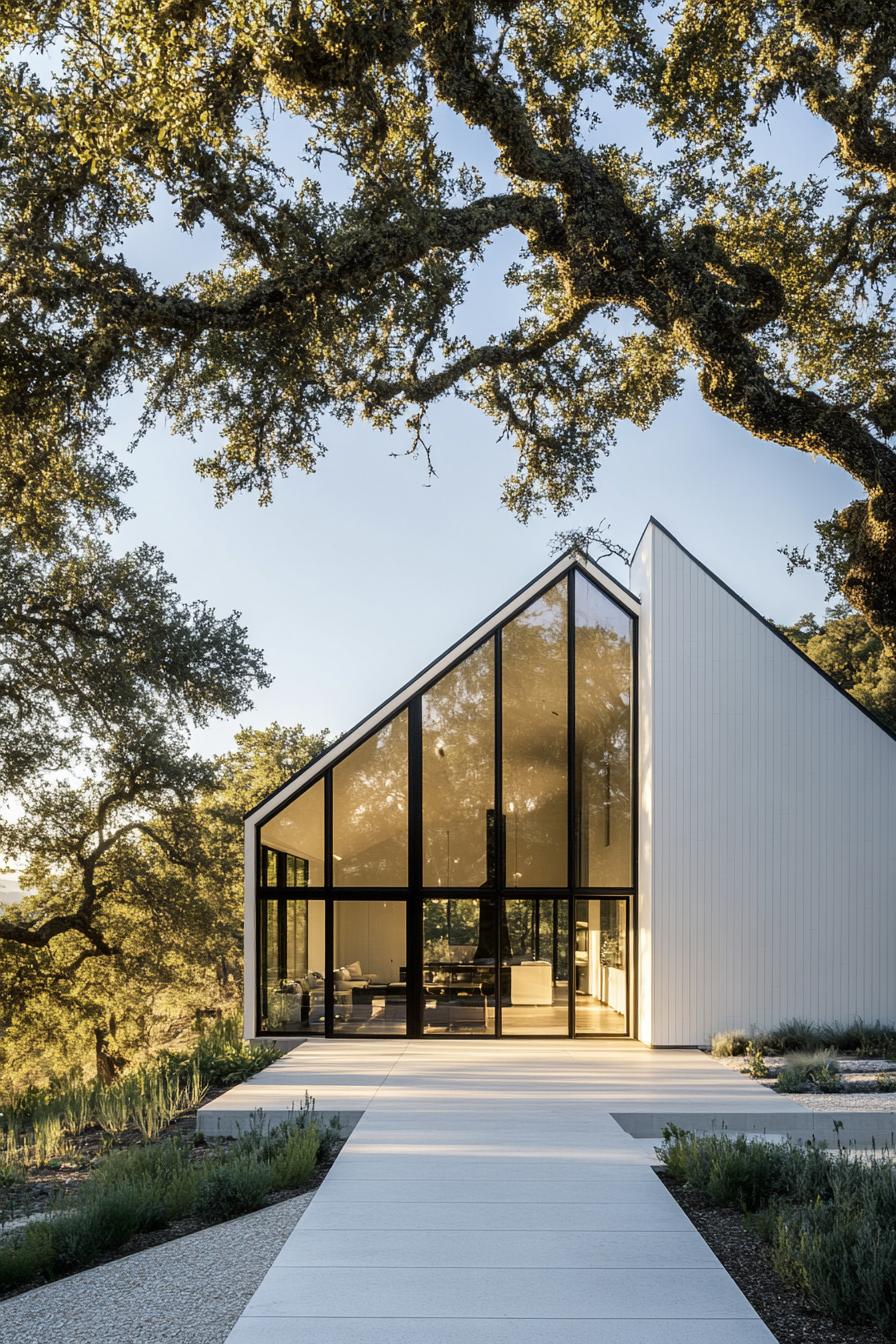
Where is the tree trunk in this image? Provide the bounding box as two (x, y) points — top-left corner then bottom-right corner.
(94, 1021), (125, 1084)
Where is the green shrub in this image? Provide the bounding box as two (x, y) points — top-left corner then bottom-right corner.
(743, 1041), (769, 1078)
(0, 1219), (56, 1292)
(268, 1127), (319, 1190)
(0, 1014), (278, 1165)
(196, 1154), (273, 1219)
(659, 1126), (896, 1336)
(711, 1031), (748, 1057)
(769, 1198), (896, 1333)
(729, 1018), (896, 1060)
(776, 1051), (840, 1094)
(189, 1018), (281, 1087)
(757, 1019), (825, 1054)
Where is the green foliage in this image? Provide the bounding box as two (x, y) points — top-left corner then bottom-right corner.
(0, 1016), (280, 1166)
(184, 1016), (282, 1088)
(712, 1019), (896, 1060)
(769, 1200), (896, 1334)
(195, 1153), (273, 1219)
(0, 721), (326, 1095)
(778, 605), (896, 734)
(743, 1041), (768, 1078)
(776, 1052), (840, 1094)
(659, 1127), (896, 1334)
(0, 1115), (322, 1292)
(0, 2), (894, 642)
(710, 1030), (749, 1057)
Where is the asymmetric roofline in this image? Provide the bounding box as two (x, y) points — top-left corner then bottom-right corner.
(244, 546), (638, 825)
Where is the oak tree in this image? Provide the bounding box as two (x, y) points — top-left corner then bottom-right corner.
(1, 2), (895, 646)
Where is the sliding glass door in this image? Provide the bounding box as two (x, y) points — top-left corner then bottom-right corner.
(500, 898), (569, 1035)
(574, 898), (628, 1035)
(422, 898), (497, 1035)
(331, 899), (407, 1035)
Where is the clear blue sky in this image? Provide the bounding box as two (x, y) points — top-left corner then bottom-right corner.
(111, 94), (850, 758)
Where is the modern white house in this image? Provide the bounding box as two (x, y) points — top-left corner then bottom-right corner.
(243, 519), (896, 1047)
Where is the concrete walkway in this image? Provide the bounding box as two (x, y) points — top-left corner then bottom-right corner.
(221, 1041), (789, 1343)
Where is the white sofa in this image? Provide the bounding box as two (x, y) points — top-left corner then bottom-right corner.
(509, 961), (554, 1005)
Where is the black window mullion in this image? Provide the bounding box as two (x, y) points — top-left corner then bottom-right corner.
(408, 697), (422, 888)
(572, 569), (577, 1037)
(324, 772), (334, 1035)
(408, 697), (422, 1036)
(494, 632), (503, 1037)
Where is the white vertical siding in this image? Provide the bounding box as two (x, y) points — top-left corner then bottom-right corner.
(243, 822), (257, 1038)
(634, 522), (896, 1046)
(630, 538), (655, 1043)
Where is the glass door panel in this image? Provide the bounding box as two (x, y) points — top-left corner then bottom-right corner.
(422, 898), (496, 1035)
(574, 898), (628, 1034)
(333, 900), (407, 1035)
(259, 898), (326, 1034)
(501, 898), (569, 1034)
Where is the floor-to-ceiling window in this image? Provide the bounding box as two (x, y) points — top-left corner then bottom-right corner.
(574, 898), (628, 1034)
(422, 898), (497, 1034)
(500, 897), (568, 1034)
(259, 897), (327, 1034)
(255, 563), (635, 1038)
(333, 899), (407, 1034)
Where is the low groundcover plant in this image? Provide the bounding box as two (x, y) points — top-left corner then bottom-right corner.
(0, 1104), (335, 1294)
(658, 1125), (896, 1335)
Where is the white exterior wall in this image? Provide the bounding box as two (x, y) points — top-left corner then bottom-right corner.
(633, 521), (896, 1046)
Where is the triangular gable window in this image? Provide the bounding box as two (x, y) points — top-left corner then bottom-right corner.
(258, 564), (633, 894)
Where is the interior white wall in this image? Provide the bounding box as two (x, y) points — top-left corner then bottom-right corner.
(632, 522), (896, 1046)
(308, 901), (326, 976)
(334, 901), (406, 982)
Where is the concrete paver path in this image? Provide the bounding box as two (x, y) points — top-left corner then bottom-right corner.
(224, 1041), (782, 1343)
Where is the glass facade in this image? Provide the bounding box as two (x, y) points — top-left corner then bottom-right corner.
(575, 572), (633, 887)
(260, 778), (324, 886)
(333, 900), (407, 1034)
(574, 898), (628, 1034)
(259, 898), (326, 1033)
(502, 581), (568, 887)
(255, 564), (634, 1038)
(423, 897), (497, 1034)
(422, 640), (495, 887)
(501, 898), (568, 1034)
(333, 712), (408, 887)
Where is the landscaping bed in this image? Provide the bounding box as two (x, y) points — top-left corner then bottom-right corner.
(0, 1107), (341, 1297)
(0, 1018), (337, 1297)
(659, 1170), (890, 1344)
(0, 1086), (230, 1227)
(657, 1126), (896, 1342)
(708, 1020), (896, 1104)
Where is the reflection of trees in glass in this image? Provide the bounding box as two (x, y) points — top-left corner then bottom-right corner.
(332, 713), (408, 886)
(423, 898), (498, 964)
(502, 581), (568, 887)
(422, 640), (495, 887)
(259, 778), (325, 885)
(575, 573), (632, 887)
(505, 898), (567, 976)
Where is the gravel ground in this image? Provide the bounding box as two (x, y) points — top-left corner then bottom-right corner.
(0, 1189), (314, 1344)
(779, 1092), (896, 1112)
(659, 1173), (889, 1344)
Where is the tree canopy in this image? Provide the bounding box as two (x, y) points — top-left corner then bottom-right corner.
(778, 603), (896, 735)
(1, 2), (895, 646)
(0, 531), (269, 964)
(0, 720), (329, 1085)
